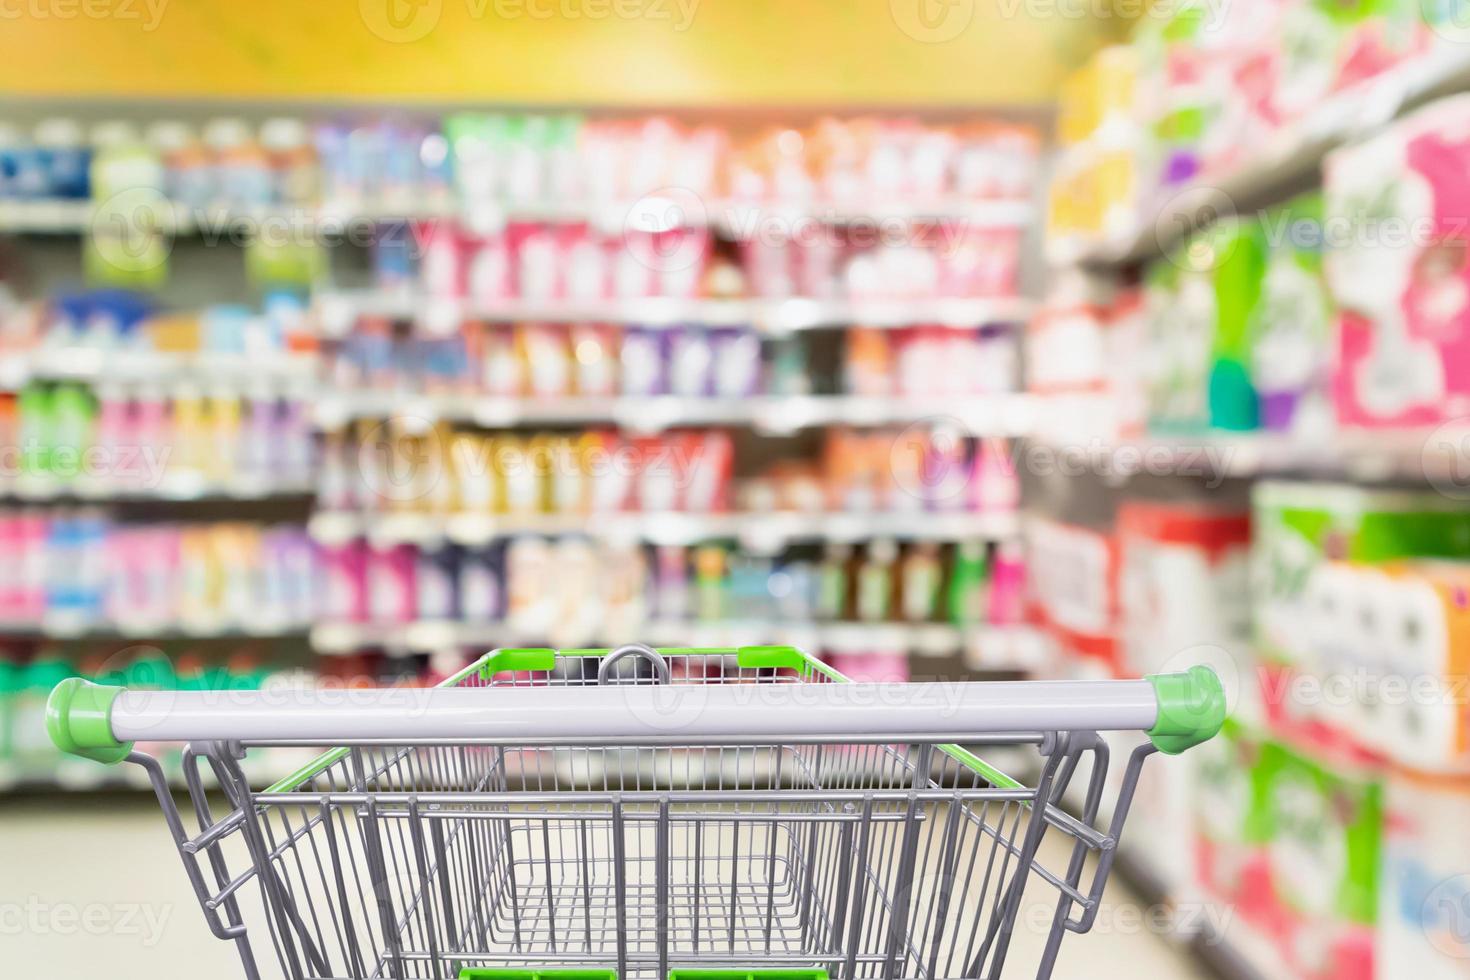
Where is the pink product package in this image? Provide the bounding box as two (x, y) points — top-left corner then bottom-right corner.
(323, 540), (368, 622)
(105, 527), (166, 625)
(16, 514), (49, 621)
(368, 543), (418, 623)
(828, 651), (910, 683)
(938, 227), (1021, 298)
(1325, 97), (1470, 427)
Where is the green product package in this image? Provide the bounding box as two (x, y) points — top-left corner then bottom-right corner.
(1205, 218), (1264, 431)
(49, 383), (97, 480)
(1259, 738), (1383, 925)
(0, 654), (18, 784)
(1251, 481), (1470, 665)
(16, 653), (75, 775)
(17, 384), (53, 476)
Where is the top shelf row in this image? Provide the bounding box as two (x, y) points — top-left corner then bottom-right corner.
(0, 112), (1037, 238)
(1050, 46), (1470, 270)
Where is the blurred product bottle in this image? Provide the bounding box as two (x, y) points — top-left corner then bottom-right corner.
(147, 120), (212, 209)
(948, 540), (991, 626)
(900, 542), (943, 623)
(855, 539), (898, 623)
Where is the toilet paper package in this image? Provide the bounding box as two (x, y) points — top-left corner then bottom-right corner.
(1293, 558), (1470, 771)
(1259, 738), (1382, 980)
(1377, 561), (1470, 771)
(1024, 517), (1120, 671)
(1324, 95), (1470, 428)
(1381, 769), (1470, 978)
(1118, 501), (1256, 720)
(1252, 481), (1470, 670)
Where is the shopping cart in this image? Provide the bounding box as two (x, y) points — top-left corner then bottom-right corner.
(47, 643), (1225, 980)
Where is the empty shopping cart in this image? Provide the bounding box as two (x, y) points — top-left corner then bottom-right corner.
(47, 643), (1225, 979)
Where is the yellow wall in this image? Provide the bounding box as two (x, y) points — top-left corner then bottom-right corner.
(0, 0), (1111, 106)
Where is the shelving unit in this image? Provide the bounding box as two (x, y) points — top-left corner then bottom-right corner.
(1050, 46), (1470, 270)
(1035, 27), (1470, 980)
(0, 110), (1040, 691)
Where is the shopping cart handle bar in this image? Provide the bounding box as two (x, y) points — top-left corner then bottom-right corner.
(48, 668), (1224, 761)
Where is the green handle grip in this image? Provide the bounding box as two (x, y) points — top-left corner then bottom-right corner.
(1146, 666), (1227, 754)
(46, 678), (132, 764)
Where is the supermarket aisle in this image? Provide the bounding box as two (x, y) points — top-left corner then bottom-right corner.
(1, 796), (1208, 979)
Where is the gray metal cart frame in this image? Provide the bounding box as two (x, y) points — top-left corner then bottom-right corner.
(48, 643), (1225, 980)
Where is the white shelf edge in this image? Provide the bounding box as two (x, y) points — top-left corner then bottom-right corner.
(309, 618), (1045, 663)
(307, 509), (1022, 547)
(311, 291), (1034, 332)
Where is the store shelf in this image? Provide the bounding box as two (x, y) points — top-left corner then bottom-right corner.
(0, 348), (317, 390)
(313, 392), (1036, 435)
(0, 195), (1033, 237)
(310, 617), (1047, 665)
(0, 473), (316, 503)
(308, 509), (1022, 548)
(313, 290), (1033, 335)
(1052, 46), (1470, 270)
(0, 618), (310, 641)
(1114, 848), (1278, 980)
(1031, 395), (1470, 482)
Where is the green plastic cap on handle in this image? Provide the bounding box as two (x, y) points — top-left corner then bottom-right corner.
(1146, 665), (1227, 754)
(46, 678), (132, 764)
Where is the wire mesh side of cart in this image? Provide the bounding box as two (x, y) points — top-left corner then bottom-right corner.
(155, 647), (1154, 980)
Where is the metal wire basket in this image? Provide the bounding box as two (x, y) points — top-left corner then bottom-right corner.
(47, 643), (1225, 979)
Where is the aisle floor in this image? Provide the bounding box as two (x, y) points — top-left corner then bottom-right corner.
(0, 794), (1209, 979)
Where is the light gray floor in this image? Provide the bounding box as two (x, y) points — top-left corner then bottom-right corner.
(0, 794), (1208, 979)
